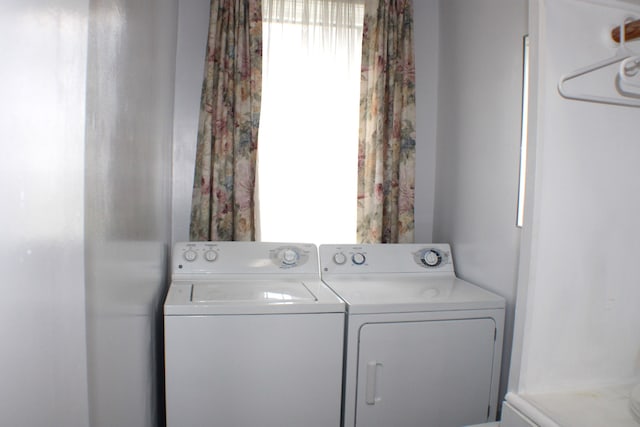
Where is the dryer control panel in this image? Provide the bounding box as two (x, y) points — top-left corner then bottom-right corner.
(414, 247), (451, 269)
(319, 243), (455, 275)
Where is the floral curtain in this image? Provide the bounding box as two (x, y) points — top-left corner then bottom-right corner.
(190, 0), (262, 241)
(357, 0), (415, 243)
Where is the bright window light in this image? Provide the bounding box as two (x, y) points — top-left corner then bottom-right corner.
(258, 2), (363, 245)
(517, 35), (530, 228)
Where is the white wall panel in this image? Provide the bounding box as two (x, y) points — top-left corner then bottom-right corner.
(84, 0), (177, 426)
(514, 0), (640, 393)
(0, 1), (90, 426)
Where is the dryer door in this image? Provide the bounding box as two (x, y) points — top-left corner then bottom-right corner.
(356, 318), (496, 427)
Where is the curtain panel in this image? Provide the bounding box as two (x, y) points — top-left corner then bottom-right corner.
(190, 0), (262, 241)
(357, 0), (416, 243)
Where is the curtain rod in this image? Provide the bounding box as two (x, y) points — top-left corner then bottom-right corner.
(611, 19), (640, 43)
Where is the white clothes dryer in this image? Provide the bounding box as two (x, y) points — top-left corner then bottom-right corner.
(319, 243), (505, 427)
(164, 242), (345, 427)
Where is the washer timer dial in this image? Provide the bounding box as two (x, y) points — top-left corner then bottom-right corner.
(281, 248), (299, 265)
(270, 246), (309, 268)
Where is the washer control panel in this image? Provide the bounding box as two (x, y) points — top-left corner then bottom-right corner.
(269, 245), (310, 269)
(319, 243), (455, 274)
(182, 247), (219, 263)
(172, 242), (318, 277)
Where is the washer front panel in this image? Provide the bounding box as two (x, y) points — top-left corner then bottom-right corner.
(165, 312), (344, 427)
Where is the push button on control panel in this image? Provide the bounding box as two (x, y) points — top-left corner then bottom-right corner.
(183, 249), (198, 262)
(204, 250), (218, 262)
(333, 252), (347, 265)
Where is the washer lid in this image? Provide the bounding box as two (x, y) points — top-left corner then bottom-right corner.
(191, 281), (316, 303)
(164, 279), (345, 315)
(321, 276), (505, 314)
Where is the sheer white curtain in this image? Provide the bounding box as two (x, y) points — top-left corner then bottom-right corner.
(258, 0), (364, 244)
(263, 0), (363, 67)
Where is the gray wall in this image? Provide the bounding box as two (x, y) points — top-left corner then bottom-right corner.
(432, 0), (527, 402)
(413, 0), (439, 244)
(172, 0), (210, 244)
(84, 0), (177, 426)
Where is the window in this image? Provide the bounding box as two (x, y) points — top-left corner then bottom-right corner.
(258, 0), (364, 245)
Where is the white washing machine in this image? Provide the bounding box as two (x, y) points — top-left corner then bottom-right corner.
(319, 243), (505, 427)
(164, 242), (345, 427)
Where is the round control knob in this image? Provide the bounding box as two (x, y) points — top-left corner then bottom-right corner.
(204, 250), (218, 262)
(422, 250), (441, 267)
(282, 249), (299, 265)
(333, 252), (347, 265)
(183, 250), (197, 262)
(352, 252), (366, 265)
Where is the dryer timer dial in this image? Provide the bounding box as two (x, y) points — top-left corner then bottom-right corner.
(352, 252), (366, 265)
(421, 249), (442, 267)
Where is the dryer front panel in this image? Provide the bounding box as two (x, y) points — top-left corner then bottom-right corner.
(355, 318), (496, 427)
